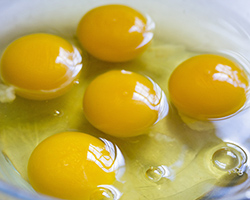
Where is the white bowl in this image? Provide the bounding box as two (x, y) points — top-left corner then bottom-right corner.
(0, 0), (250, 199)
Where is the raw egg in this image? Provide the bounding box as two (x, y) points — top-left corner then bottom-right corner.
(0, 33), (82, 100)
(28, 132), (123, 200)
(77, 4), (154, 62)
(83, 70), (168, 137)
(168, 54), (249, 120)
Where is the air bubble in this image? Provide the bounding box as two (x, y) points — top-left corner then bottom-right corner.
(212, 148), (239, 171)
(89, 188), (114, 200)
(53, 110), (63, 117)
(211, 143), (248, 175)
(73, 79), (80, 85)
(236, 168), (244, 176)
(145, 166), (164, 182)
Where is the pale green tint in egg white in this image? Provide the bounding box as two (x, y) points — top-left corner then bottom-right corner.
(0, 0), (250, 200)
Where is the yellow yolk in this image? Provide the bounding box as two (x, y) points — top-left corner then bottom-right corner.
(168, 54), (249, 120)
(77, 4), (154, 62)
(0, 33), (82, 100)
(28, 132), (119, 200)
(83, 70), (168, 137)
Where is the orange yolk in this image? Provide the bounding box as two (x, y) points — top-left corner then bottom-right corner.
(0, 33), (82, 100)
(28, 132), (121, 200)
(168, 54), (249, 120)
(83, 70), (168, 137)
(77, 4), (154, 62)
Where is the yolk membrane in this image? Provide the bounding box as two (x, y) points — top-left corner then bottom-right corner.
(0, 33), (82, 100)
(83, 70), (168, 137)
(77, 4), (154, 62)
(28, 132), (121, 200)
(168, 54), (249, 120)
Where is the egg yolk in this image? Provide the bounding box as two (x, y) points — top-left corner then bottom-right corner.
(0, 33), (82, 100)
(168, 54), (249, 120)
(28, 132), (120, 200)
(83, 70), (168, 137)
(77, 4), (154, 62)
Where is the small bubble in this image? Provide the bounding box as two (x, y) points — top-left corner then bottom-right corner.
(234, 168), (244, 176)
(211, 143), (248, 175)
(237, 170), (244, 176)
(89, 188), (114, 200)
(212, 148), (240, 171)
(53, 110), (63, 117)
(73, 79), (80, 85)
(145, 166), (163, 182)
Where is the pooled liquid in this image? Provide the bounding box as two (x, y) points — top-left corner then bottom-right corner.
(0, 41), (250, 200)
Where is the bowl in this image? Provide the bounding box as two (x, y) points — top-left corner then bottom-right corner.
(0, 0), (250, 200)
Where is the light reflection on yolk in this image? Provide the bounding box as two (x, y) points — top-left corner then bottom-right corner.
(28, 132), (124, 200)
(0, 33), (82, 100)
(88, 142), (115, 173)
(168, 54), (249, 120)
(77, 4), (154, 62)
(83, 70), (168, 137)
